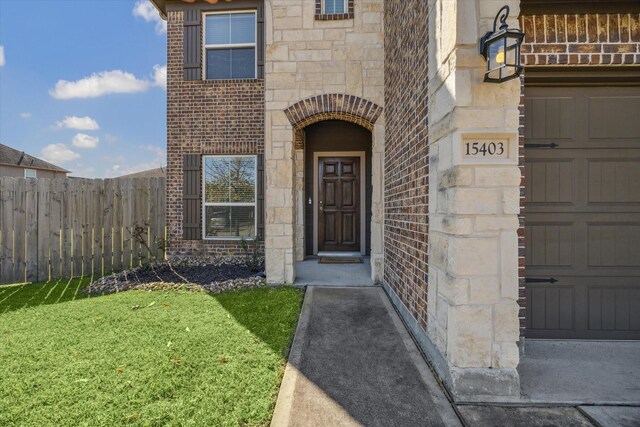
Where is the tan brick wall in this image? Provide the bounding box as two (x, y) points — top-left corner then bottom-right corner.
(166, 9), (265, 257)
(383, 0), (430, 331)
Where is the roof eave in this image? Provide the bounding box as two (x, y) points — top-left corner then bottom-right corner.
(149, 0), (167, 20)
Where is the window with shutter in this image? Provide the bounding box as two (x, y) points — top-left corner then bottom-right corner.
(204, 12), (257, 80)
(203, 155), (258, 239)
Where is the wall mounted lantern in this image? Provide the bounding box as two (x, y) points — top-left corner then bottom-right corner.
(479, 5), (524, 83)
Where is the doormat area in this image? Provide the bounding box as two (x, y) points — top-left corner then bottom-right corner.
(318, 257), (363, 264)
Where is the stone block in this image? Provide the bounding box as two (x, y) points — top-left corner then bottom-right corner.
(439, 166), (473, 188)
(453, 109), (505, 129)
(474, 216), (519, 232)
(273, 16), (303, 30)
(492, 342), (519, 369)
(267, 73), (297, 90)
(469, 277), (500, 305)
(449, 188), (500, 215)
(500, 231), (519, 301)
(431, 215), (473, 235)
(438, 271), (470, 306)
(502, 187), (521, 214)
(493, 302), (521, 342)
(448, 305), (493, 368)
(324, 29), (346, 41)
(436, 295), (449, 329)
(428, 233), (449, 270)
(457, 0), (479, 44)
(266, 43), (289, 61)
(282, 29), (324, 42)
(448, 236), (499, 276)
(475, 167), (521, 187)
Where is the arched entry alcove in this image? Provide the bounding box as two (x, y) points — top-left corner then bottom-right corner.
(280, 94), (384, 283)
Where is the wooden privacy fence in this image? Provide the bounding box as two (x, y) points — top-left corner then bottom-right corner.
(0, 177), (166, 285)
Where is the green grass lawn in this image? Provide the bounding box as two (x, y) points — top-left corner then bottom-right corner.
(0, 280), (302, 427)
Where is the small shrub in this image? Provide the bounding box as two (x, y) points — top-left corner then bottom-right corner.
(240, 235), (264, 272)
(126, 222), (167, 263)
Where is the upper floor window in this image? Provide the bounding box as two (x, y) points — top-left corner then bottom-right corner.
(315, 0), (354, 20)
(24, 169), (37, 178)
(323, 0), (346, 14)
(204, 11), (256, 80)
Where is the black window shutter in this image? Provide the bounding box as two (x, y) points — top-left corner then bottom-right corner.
(256, 5), (265, 79)
(183, 154), (202, 240)
(256, 154), (265, 239)
(183, 8), (202, 81)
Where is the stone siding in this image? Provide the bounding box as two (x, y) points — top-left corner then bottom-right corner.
(166, 8), (265, 257)
(424, 0), (522, 399)
(264, 0), (384, 283)
(383, 0), (430, 331)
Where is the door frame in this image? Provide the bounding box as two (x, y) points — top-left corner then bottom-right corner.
(313, 151), (366, 255)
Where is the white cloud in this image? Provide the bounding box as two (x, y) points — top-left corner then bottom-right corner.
(68, 163), (95, 178)
(41, 143), (80, 163)
(104, 144), (166, 178)
(0, 45), (5, 67)
(20, 112), (32, 119)
(56, 115), (100, 130)
(133, 0), (167, 34)
(50, 70), (150, 100)
(152, 64), (166, 89)
(72, 133), (99, 148)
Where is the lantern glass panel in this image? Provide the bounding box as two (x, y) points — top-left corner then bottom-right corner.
(506, 36), (519, 65)
(487, 67), (501, 81)
(488, 39), (503, 69)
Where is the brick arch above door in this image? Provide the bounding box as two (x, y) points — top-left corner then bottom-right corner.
(283, 94), (383, 149)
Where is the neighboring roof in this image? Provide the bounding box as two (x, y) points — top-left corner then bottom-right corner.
(0, 143), (70, 173)
(117, 166), (166, 179)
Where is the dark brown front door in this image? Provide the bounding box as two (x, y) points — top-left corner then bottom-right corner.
(524, 85), (640, 340)
(318, 157), (360, 252)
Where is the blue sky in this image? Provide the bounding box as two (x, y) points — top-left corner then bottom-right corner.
(0, 0), (167, 178)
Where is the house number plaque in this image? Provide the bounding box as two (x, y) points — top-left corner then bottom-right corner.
(459, 135), (512, 164)
(464, 141), (506, 158)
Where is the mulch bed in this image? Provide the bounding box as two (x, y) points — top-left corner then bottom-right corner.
(87, 256), (266, 295)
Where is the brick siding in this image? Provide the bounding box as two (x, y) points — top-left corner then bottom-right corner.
(166, 9), (265, 257)
(284, 94), (383, 149)
(383, 0), (430, 330)
(517, 11), (640, 332)
(520, 13), (640, 65)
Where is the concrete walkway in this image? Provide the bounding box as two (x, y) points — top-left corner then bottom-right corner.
(271, 287), (461, 426)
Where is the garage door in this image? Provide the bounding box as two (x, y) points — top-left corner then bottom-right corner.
(524, 86), (640, 339)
